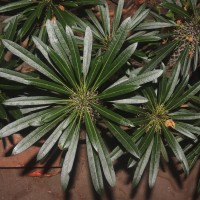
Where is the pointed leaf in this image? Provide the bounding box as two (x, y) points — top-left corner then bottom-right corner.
(132, 140), (153, 188)
(83, 27), (93, 77)
(61, 124), (80, 190)
(161, 123), (189, 174)
(12, 115), (64, 155)
(92, 103), (135, 127)
(2, 40), (64, 85)
(106, 121), (140, 158)
(86, 135), (104, 194)
(96, 131), (116, 187)
(149, 134), (161, 188)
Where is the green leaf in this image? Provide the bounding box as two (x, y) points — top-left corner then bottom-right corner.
(194, 43), (199, 71)
(32, 36), (53, 65)
(130, 5), (149, 29)
(0, 107), (67, 137)
(85, 111), (98, 152)
(112, 0), (124, 33)
(174, 122), (197, 140)
(132, 140), (153, 188)
(161, 123), (189, 174)
(109, 95), (148, 104)
(0, 68), (71, 95)
(169, 112), (200, 120)
(161, 139), (169, 162)
(46, 20), (69, 61)
(162, 2), (191, 19)
(167, 81), (200, 110)
(0, 1), (36, 12)
(128, 35), (161, 43)
(176, 122), (200, 135)
(134, 22), (174, 31)
(86, 135), (104, 195)
(140, 41), (178, 73)
(92, 103), (134, 127)
(61, 124), (80, 190)
(66, 25), (82, 82)
(12, 114), (64, 155)
(54, 7), (86, 29)
(70, 0), (106, 5)
(2, 40), (64, 86)
(106, 121), (140, 158)
(3, 96), (67, 106)
(164, 63), (181, 102)
(149, 134), (161, 188)
(114, 104), (147, 115)
(165, 75), (189, 109)
(138, 127), (155, 155)
(97, 43), (138, 87)
(37, 116), (75, 161)
(96, 131), (116, 187)
(47, 47), (77, 88)
(125, 70), (163, 86)
(83, 27), (93, 78)
(17, 12), (37, 39)
(58, 115), (78, 150)
(93, 17), (131, 88)
(86, 53), (102, 87)
(5, 16), (18, 41)
(85, 9), (105, 37)
(0, 104), (7, 120)
(110, 146), (124, 162)
(98, 84), (139, 99)
(142, 87), (157, 110)
(98, 4), (110, 35)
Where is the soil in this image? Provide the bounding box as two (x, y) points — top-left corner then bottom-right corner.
(1, 140), (200, 200)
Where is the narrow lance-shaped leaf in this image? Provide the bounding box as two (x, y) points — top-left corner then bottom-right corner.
(0, 68), (71, 95)
(124, 70), (163, 86)
(83, 27), (93, 78)
(112, 0), (124, 33)
(85, 111), (98, 152)
(97, 43), (138, 87)
(61, 124), (80, 190)
(66, 25), (82, 82)
(134, 22), (174, 31)
(140, 41), (178, 73)
(93, 17), (131, 89)
(37, 115), (74, 161)
(132, 140), (153, 188)
(167, 81), (200, 110)
(0, 1), (36, 12)
(149, 134), (161, 188)
(86, 135), (104, 195)
(0, 107), (62, 137)
(3, 96), (67, 106)
(92, 103), (135, 127)
(17, 12), (37, 39)
(106, 121), (140, 158)
(98, 3), (110, 35)
(130, 4), (149, 29)
(162, 2), (191, 19)
(2, 40), (64, 85)
(98, 83), (139, 100)
(58, 114), (78, 150)
(161, 123), (189, 174)
(96, 130), (116, 187)
(12, 114), (65, 155)
(109, 95), (148, 104)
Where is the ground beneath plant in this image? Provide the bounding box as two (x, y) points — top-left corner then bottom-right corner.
(0, 143), (200, 200)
